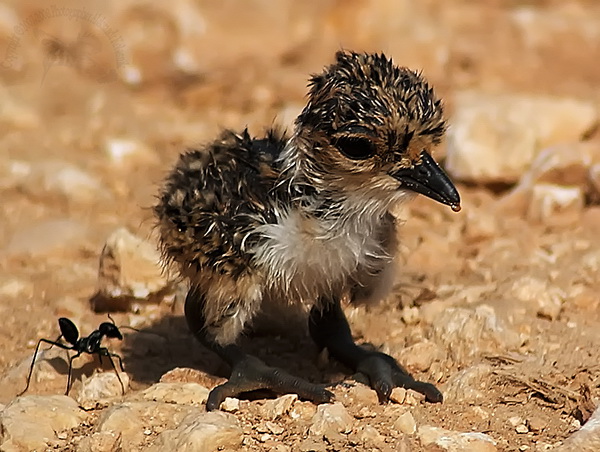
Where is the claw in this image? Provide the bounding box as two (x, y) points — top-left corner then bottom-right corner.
(206, 355), (334, 410)
(357, 351), (443, 404)
(411, 381), (443, 403)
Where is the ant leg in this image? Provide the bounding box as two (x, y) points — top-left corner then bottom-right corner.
(109, 352), (125, 372)
(65, 351), (82, 395)
(98, 348), (126, 394)
(19, 339), (73, 396)
(96, 348), (125, 372)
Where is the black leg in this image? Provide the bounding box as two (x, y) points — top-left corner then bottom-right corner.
(309, 299), (443, 403)
(19, 339), (73, 396)
(65, 351), (82, 395)
(99, 348), (126, 394)
(185, 286), (333, 411)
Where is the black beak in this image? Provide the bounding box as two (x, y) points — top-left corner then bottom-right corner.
(392, 151), (461, 211)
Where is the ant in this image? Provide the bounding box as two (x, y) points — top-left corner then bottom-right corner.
(19, 316), (128, 396)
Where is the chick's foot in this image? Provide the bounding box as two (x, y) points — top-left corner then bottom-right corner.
(207, 354), (333, 411)
(356, 350), (443, 403)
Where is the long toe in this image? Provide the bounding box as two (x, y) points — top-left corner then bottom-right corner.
(357, 351), (443, 404)
(206, 355), (334, 411)
(400, 380), (443, 403)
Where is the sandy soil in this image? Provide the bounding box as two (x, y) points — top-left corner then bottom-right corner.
(1, 1), (599, 451)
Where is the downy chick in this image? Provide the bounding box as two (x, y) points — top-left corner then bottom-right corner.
(154, 51), (461, 410)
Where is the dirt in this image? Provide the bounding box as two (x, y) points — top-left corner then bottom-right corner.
(1, 1), (600, 451)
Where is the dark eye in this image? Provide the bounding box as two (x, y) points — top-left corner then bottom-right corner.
(335, 137), (376, 160)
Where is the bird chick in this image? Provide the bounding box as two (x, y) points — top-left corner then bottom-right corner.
(154, 51), (461, 410)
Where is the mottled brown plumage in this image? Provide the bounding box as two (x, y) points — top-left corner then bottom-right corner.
(154, 51), (460, 410)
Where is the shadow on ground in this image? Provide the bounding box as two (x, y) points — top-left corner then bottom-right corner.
(120, 312), (349, 400)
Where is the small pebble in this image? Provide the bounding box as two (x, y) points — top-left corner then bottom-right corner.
(508, 416), (523, 427)
(394, 411), (416, 434)
(265, 421), (284, 435)
(516, 424), (529, 434)
(221, 397), (240, 412)
(527, 416), (546, 432)
(260, 394), (298, 420)
(259, 433), (271, 442)
(390, 387), (407, 404)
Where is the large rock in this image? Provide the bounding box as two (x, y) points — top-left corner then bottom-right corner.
(149, 411), (242, 452)
(142, 382), (210, 406)
(96, 401), (202, 448)
(93, 228), (173, 311)
(446, 92), (598, 184)
(431, 305), (522, 363)
(76, 371), (131, 410)
(7, 345), (83, 397)
(510, 276), (565, 320)
(0, 395), (87, 451)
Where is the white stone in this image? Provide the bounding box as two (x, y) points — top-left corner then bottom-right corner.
(76, 371), (130, 409)
(418, 425), (498, 451)
(220, 397), (240, 412)
(446, 91), (598, 184)
(103, 137), (159, 167)
(260, 394), (298, 420)
(346, 382), (379, 406)
(394, 411), (417, 434)
(511, 276), (565, 320)
(499, 142), (600, 219)
(265, 421), (285, 435)
(515, 424), (529, 434)
(309, 402), (354, 437)
(95, 228), (173, 309)
(527, 184), (584, 224)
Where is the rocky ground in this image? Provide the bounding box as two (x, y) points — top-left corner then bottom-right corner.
(1, 1), (600, 451)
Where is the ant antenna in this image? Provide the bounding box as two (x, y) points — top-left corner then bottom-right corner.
(107, 313), (141, 333)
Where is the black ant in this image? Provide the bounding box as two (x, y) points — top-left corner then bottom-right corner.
(19, 316), (128, 396)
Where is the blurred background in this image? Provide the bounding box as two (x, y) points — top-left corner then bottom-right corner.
(0, 1), (599, 450)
